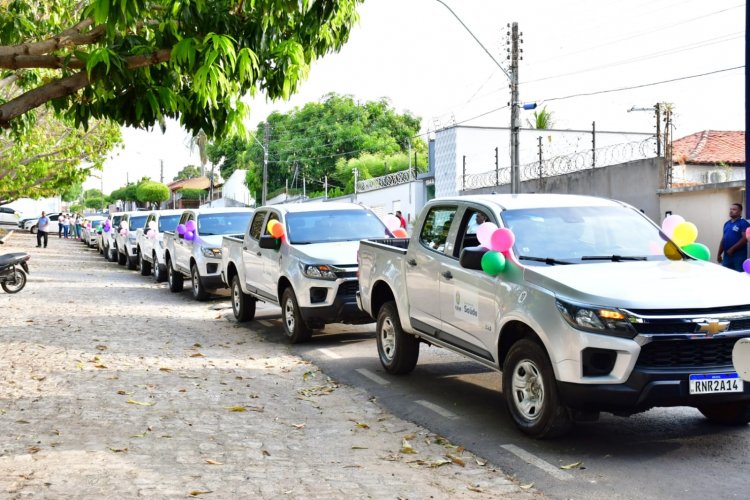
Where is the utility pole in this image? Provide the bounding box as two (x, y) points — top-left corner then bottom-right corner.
(262, 121), (269, 205)
(353, 168), (358, 202)
(324, 176), (328, 199)
(509, 22), (521, 194)
(663, 106), (673, 189)
(494, 147), (499, 186)
(462, 155), (467, 192)
(160, 159), (164, 184)
(655, 103), (662, 157)
(538, 136), (543, 185)
(591, 121), (596, 167)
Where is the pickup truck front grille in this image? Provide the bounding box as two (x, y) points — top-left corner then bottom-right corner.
(337, 280), (359, 296)
(636, 338), (738, 368)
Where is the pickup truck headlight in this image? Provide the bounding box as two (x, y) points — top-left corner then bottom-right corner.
(302, 263), (337, 280)
(201, 247), (222, 258)
(555, 299), (636, 339)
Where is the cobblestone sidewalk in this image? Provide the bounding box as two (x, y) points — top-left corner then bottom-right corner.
(0, 231), (537, 499)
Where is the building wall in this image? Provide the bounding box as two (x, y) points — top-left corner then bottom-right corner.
(221, 169), (254, 206)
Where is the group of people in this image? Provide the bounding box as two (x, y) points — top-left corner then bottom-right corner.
(57, 212), (83, 240)
(718, 202), (749, 272)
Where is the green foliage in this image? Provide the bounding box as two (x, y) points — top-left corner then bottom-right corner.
(69, 204), (82, 213)
(84, 188), (103, 199)
(173, 165), (202, 181)
(526, 106), (555, 129)
(61, 182), (84, 202)
(0, 0), (364, 139)
(84, 196), (105, 209)
(179, 188), (204, 200)
(136, 180), (169, 203)
(207, 135), (257, 180)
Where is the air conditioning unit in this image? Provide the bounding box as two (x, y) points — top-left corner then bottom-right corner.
(706, 169), (730, 183)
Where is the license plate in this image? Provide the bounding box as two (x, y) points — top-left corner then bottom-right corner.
(689, 373), (743, 394)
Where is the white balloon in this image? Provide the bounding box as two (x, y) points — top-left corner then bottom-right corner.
(384, 215), (401, 231)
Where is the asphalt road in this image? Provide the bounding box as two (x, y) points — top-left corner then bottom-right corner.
(239, 312), (750, 500)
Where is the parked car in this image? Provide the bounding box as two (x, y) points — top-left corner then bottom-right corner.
(163, 208), (254, 301)
(115, 212), (149, 269)
(101, 213), (124, 261)
(82, 216), (107, 247)
(0, 206), (21, 226)
(135, 209), (182, 281)
(357, 194), (750, 438)
(222, 202), (385, 342)
(25, 213), (60, 234)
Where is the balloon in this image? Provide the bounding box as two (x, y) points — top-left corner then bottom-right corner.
(476, 222), (498, 248)
(746, 228), (750, 240)
(120, 221), (128, 230)
(147, 229), (156, 240)
(103, 224), (111, 233)
(176, 223), (186, 235)
(490, 228), (515, 252)
(681, 242), (710, 261)
(661, 214), (685, 237)
(383, 215), (401, 232)
(270, 222), (285, 238)
(148, 220), (157, 230)
(744, 259), (750, 274)
(481, 251), (506, 275)
(267, 219), (279, 234)
(663, 241), (682, 261)
(392, 228), (408, 238)
(672, 221), (698, 247)
(185, 219), (197, 232)
(119, 228), (128, 237)
(184, 231), (195, 241)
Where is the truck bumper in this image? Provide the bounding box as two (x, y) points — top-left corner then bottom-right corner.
(558, 367), (750, 413)
(300, 293), (373, 326)
(200, 274), (226, 290)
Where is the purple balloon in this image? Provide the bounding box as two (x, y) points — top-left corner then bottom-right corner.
(743, 259), (750, 274)
(184, 231), (195, 241)
(185, 220), (197, 232)
(176, 223), (186, 235)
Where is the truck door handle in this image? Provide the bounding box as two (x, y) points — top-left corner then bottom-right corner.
(407, 258), (417, 267)
(441, 271), (453, 280)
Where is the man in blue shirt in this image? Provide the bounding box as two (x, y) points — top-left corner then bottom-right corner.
(717, 203), (749, 272)
(36, 211), (50, 248)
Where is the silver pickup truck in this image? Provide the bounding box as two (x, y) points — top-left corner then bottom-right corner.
(357, 194), (750, 438)
(222, 202), (387, 343)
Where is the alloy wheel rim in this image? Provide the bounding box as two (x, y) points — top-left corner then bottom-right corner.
(4, 271), (25, 292)
(511, 359), (545, 421)
(233, 283), (241, 312)
(192, 269), (199, 293)
(284, 298), (295, 332)
(381, 317), (396, 360)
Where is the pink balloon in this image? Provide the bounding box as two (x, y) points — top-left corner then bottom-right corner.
(490, 228), (515, 252)
(476, 222), (498, 248)
(661, 214), (684, 237)
(743, 259), (750, 274)
(384, 215), (401, 232)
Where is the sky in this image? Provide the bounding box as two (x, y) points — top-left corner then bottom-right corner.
(85, 0), (746, 194)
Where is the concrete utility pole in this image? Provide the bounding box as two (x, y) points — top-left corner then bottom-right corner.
(352, 168), (358, 202)
(655, 103), (662, 157)
(262, 121), (270, 206)
(160, 159), (164, 184)
(509, 22), (521, 194)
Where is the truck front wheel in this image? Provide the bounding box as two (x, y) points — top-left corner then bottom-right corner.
(167, 261), (183, 292)
(281, 288), (312, 344)
(191, 264), (209, 301)
(376, 301), (419, 375)
(231, 276), (256, 322)
(502, 339), (572, 438)
(698, 402), (750, 425)
(139, 251), (151, 276)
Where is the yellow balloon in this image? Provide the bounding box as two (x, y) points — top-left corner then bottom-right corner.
(664, 241), (682, 261)
(671, 221), (698, 247)
(266, 219), (279, 234)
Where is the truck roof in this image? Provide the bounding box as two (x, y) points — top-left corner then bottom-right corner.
(147, 209), (184, 217)
(260, 202), (369, 215)
(447, 194), (625, 211)
(186, 207), (255, 215)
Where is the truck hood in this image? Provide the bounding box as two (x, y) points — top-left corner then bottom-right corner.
(524, 260), (750, 309)
(289, 240), (359, 266)
(195, 234), (223, 248)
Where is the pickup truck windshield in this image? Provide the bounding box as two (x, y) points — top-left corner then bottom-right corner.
(286, 210), (388, 244)
(129, 216), (148, 231)
(198, 212), (253, 236)
(501, 205), (673, 263)
(158, 215), (180, 232)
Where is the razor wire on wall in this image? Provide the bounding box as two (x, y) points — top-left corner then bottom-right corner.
(460, 137), (658, 191)
(357, 169), (416, 193)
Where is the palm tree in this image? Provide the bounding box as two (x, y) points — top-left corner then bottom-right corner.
(526, 106), (555, 129)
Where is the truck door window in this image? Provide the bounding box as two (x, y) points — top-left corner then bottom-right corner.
(454, 209), (492, 258)
(419, 206), (456, 254)
(249, 211), (266, 240)
(262, 212), (280, 236)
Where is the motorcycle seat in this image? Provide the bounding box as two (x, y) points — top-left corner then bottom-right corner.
(0, 253), (27, 266)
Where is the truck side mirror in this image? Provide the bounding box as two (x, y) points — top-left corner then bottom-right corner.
(459, 246), (489, 271)
(259, 235), (281, 250)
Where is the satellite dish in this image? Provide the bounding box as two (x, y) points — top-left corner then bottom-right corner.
(733, 338), (750, 382)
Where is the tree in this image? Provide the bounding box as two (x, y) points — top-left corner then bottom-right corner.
(61, 182), (83, 203)
(0, 0), (364, 139)
(173, 165), (202, 181)
(206, 135), (256, 180)
(83, 188), (103, 199)
(84, 196), (104, 209)
(136, 180), (169, 207)
(526, 106), (555, 129)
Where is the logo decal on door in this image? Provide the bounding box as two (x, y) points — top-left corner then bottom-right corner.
(454, 288), (479, 324)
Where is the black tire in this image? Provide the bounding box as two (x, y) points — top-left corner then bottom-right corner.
(117, 249), (127, 266)
(30, 225), (37, 234)
(281, 287), (312, 344)
(167, 260), (183, 292)
(190, 264), (209, 301)
(231, 276), (256, 322)
(107, 246), (117, 262)
(1, 269), (26, 293)
(139, 251), (151, 276)
(126, 254), (137, 270)
(153, 254), (166, 283)
(502, 339), (573, 439)
(376, 301), (419, 374)
(698, 402), (750, 425)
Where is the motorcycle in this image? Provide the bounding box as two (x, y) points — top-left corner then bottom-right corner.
(0, 237), (30, 293)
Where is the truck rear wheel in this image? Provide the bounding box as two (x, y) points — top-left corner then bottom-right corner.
(153, 253), (166, 282)
(167, 261), (183, 292)
(698, 402), (750, 425)
(376, 301), (419, 375)
(117, 249), (127, 266)
(281, 287), (312, 344)
(502, 339), (572, 438)
(231, 276), (256, 322)
(191, 264), (209, 301)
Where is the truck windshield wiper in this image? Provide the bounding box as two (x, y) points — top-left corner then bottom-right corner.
(581, 255), (648, 262)
(518, 255), (573, 265)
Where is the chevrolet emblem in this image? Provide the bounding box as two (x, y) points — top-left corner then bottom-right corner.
(696, 320), (730, 336)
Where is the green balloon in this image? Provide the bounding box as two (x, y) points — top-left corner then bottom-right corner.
(481, 251), (506, 275)
(681, 242), (711, 261)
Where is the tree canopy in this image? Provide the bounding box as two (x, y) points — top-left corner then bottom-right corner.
(0, 0), (363, 138)
(173, 165), (202, 181)
(136, 180), (169, 205)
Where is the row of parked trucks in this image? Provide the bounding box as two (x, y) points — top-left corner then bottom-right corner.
(90, 194), (750, 438)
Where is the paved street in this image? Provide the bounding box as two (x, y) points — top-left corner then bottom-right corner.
(0, 231), (534, 499)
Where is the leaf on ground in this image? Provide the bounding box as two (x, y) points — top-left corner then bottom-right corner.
(130, 432), (147, 438)
(382, 453), (400, 461)
(429, 458), (452, 467)
(560, 461), (584, 470)
(520, 483), (534, 490)
(27, 447), (40, 454)
(475, 457), (487, 466)
(126, 399), (155, 406)
(403, 433), (416, 440)
(400, 439), (417, 454)
(302, 371), (315, 381)
(193, 343), (202, 348)
(108, 447), (128, 453)
(96, 345), (108, 351)
(351, 446), (368, 450)
(205, 459), (222, 465)
(75, 362), (84, 370)
(446, 454), (465, 467)
(159, 367), (172, 372)
(190, 353), (204, 358)
(116, 390), (130, 396)
(353, 422), (370, 429)
(31, 375), (46, 381)
(189, 490), (212, 496)
(93, 364), (107, 369)
(292, 423), (305, 429)
(467, 485), (483, 493)
(261, 450), (270, 457)
(225, 406), (246, 412)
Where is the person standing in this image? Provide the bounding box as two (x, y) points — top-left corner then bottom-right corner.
(395, 210), (407, 229)
(36, 211), (50, 248)
(57, 212), (64, 238)
(61, 213), (70, 239)
(717, 203), (749, 272)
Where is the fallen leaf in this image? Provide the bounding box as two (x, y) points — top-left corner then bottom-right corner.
(126, 399), (155, 406)
(190, 353), (204, 358)
(353, 422), (370, 429)
(351, 446), (368, 450)
(130, 432), (147, 438)
(467, 485), (483, 493)
(31, 375), (46, 381)
(159, 367), (172, 372)
(520, 483), (534, 490)
(447, 454), (465, 467)
(96, 345), (108, 351)
(94, 364), (107, 369)
(116, 390), (130, 396)
(560, 461), (584, 470)
(302, 371), (315, 381)
(292, 423), (306, 429)
(189, 490), (212, 496)
(214, 315), (222, 319)
(193, 343), (202, 348)
(429, 458), (452, 467)
(205, 459), (223, 465)
(27, 447), (40, 454)
(225, 406), (246, 412)
(262, 450), (270, 457)
(108, 447), (128, 453)
(400, 439), (417, 454)
(403, 433), (416, 440)
(475, 457), (487, 466)
(75, 362), (84, 370)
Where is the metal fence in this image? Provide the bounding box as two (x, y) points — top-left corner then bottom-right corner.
(461, 137), (658, 191)
(357, 168), (416, 193)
